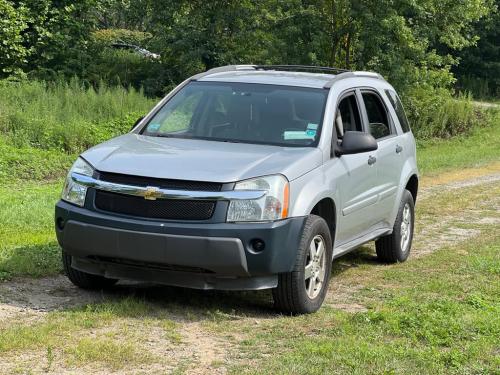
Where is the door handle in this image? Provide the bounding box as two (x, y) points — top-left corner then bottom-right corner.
(368, 156), (377, 165)
(396, 144), (403, 154)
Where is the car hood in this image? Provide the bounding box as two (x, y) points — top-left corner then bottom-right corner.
(81, 134), (322, 183)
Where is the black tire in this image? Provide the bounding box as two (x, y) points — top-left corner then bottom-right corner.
(272, 215), (333, 315)
(376, 189), (415, 263)
(62, 251), (118, 290)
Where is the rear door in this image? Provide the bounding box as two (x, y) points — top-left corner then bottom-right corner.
(360, 89), (404, 227)
(330, 90), (379, 244)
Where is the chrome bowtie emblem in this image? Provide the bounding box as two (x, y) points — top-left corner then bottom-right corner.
(143, 186), (162, 200)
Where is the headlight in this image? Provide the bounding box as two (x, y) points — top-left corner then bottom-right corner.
(61, 157), (94, 207)
(227, 175), (289, 222)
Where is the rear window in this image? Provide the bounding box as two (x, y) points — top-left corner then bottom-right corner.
(385, 90), (411, 133)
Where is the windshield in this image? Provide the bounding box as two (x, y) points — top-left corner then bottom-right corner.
(142, 82), (328, 147)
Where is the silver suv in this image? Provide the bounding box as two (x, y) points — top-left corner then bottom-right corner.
(55, 65), (418, 314)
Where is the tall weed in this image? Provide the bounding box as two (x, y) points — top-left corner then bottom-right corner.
(404, 88), (486, 139)
(0, 78), (154, 153)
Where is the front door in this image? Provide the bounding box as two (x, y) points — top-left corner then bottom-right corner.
(330, 91), (379, 245)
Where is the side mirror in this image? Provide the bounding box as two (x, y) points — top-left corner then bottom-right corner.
(335, 131), (378, 156)
(131, 116), (144, 130)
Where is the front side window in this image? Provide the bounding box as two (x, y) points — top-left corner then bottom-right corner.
(362, 92), (392, 139)
(335, 94), (362, 138)
(142, 82), (329, 147)
(385, 89), (411, 133)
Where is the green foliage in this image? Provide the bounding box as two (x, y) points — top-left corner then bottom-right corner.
(454, 1), (500, 98)
(0, 78), (154, 153)
(21, 0), (98, 80)
(459, 75), (497, 99)
(85, 48), (165, 97)
(1, 0), (497, 103)
(91, 28), (152, 47)
(0, 0), (29, 78)
(404, 89), (486, 138)
(85, 28), (166, 95)
(255, 0), (491, 93)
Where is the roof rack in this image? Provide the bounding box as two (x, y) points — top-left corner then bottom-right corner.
(191, 65), (384, 87)
(323, 71), (385, 88)
(191, 65), (256, 80)
(254, 65), (350, 75)
(193, 64), (349, 78)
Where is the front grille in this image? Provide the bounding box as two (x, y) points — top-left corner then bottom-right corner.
(96, 171), (222, 192)
(94, 190), (216, 220)
(88, 256), (214, 274)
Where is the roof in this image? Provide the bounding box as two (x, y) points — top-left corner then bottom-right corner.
(193, 65), (384, 89)
(199, 70), (335, 89)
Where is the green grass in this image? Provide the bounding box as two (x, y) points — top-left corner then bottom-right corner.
(67, 338), (149, 370)
(0, 80), (156, 278)
(0, 182), (63, 280)
(0, 137), (75, 184)
(417, 110), (500, 175)
(0, 79), (155, 184)
(0, 298), (149, 350)
(227, 234), (500, 375)
(0, 298), (167, 370)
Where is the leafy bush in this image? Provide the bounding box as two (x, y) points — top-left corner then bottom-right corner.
(84, 49), (166, 97)
(0, 1), (29, 78)
(90, 29), (153, 47)
(403, 88), (486, 139)
(0, 78), (154, 153)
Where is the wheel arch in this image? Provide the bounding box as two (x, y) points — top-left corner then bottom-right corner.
(405, 174), (419, 203)
(310, 197), (336, 243)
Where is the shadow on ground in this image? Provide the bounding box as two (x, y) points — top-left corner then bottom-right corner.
(0, 245), (376, 322)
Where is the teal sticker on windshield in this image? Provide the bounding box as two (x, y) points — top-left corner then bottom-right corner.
(148, 123), (161, 132)
(284, 131), (315, 140)
(307, 123), (318, 130)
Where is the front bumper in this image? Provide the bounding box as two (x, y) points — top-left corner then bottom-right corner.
(55, 200), (306, 290)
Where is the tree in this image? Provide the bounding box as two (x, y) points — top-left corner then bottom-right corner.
(0, 0), (496, 99)
(453, 0), (499, 97)
(20, 0), (98, 80)
(0, 0), (29, 78)
(264, 0), (492, 93)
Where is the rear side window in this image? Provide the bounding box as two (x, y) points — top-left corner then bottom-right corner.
(362, 92), (392, 139)
(386, 90), (410, 133)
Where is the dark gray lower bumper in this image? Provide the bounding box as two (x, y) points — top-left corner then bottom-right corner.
(71, 256), (278, 290)
(55, 200), (306, 290)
